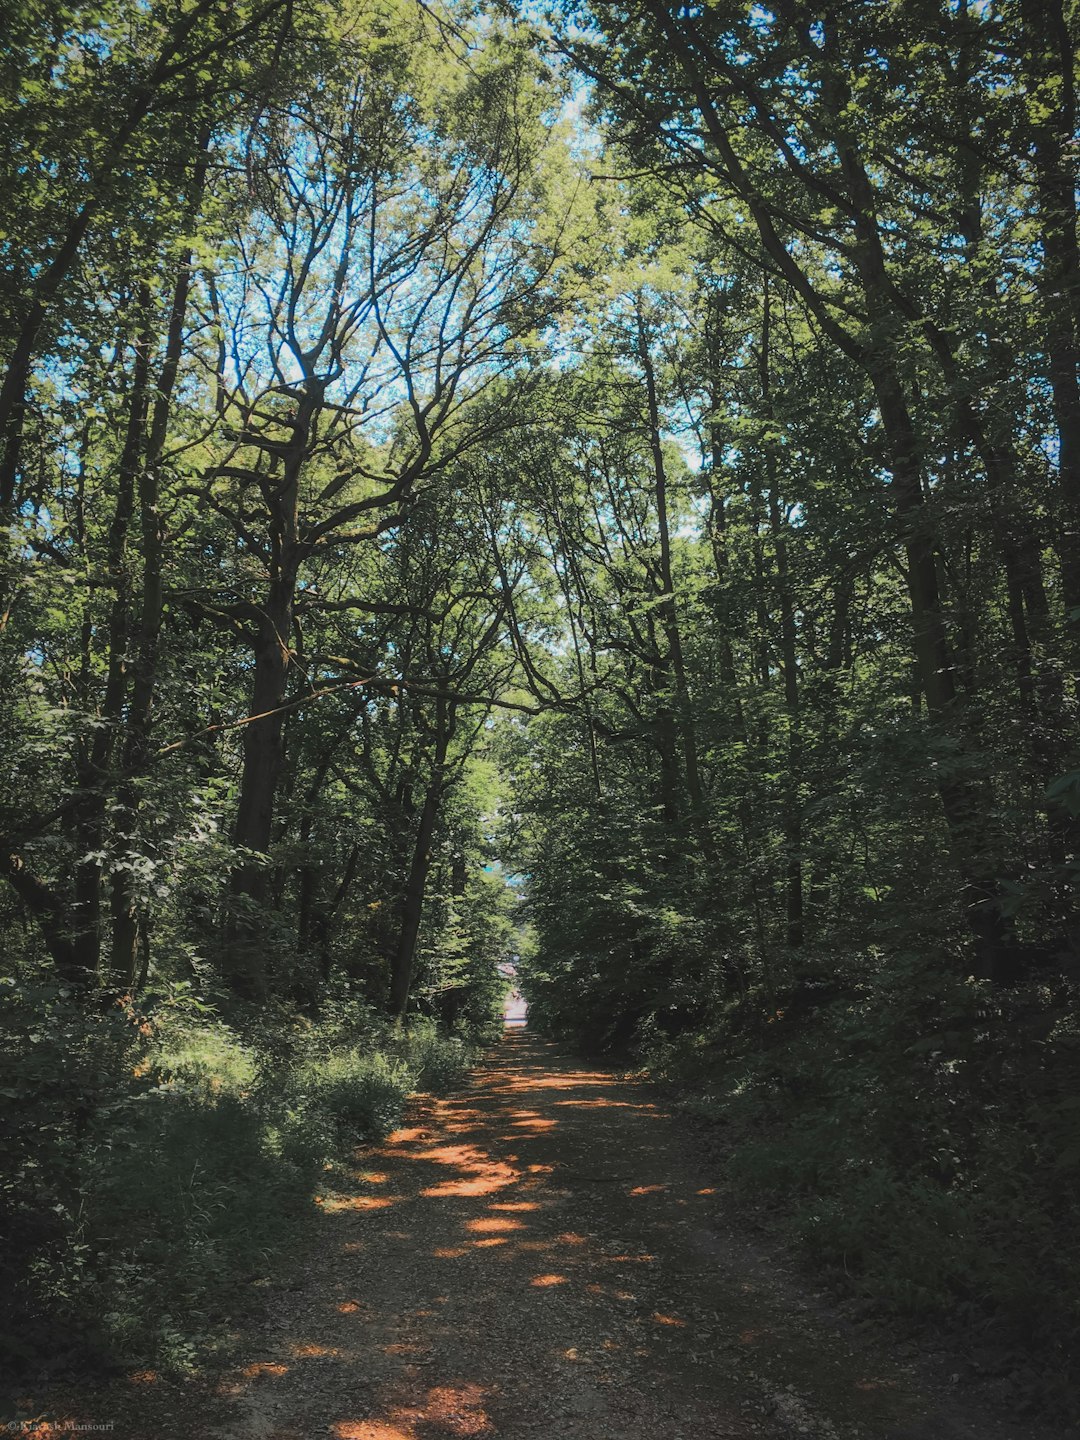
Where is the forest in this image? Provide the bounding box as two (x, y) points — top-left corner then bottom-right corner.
(2, 0), (1079, 1428)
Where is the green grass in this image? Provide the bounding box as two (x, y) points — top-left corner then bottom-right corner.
(0, 980), (479, 1380)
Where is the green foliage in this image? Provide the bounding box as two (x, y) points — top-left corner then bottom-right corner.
(0, 983), (475, 1378)
(4, 0), (1080, 1415)
(650, 956), (1080, 1397)
(0, 974), (145, 1368)
(392, 1018), (474, 1092)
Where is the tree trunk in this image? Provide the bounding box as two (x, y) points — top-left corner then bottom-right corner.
(389, 698), (451, 1017)
(0, 0), (290, 509)
(2, 852), (94, 985)
(0, 0), (227, 508)
(1021, 0), (1080, 623)
(641, 4), (1016, 976)
(823, 60), (1014, 977)
(222, 372), (323, 1000)
(636, 304), (718, 874)
(66, 318), (152, 985)
(111, 170), (207, 986)
(225, 584), (294, 1000)
(870, 359), (1012, 975)
(760, 277), (804, 948)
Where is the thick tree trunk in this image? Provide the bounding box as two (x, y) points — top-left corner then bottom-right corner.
(221, 371), (323, 1000)
(388, 784), (442, 1018)
(225, 586), (294, 1000)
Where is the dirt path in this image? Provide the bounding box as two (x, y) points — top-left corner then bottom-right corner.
(30, 1032), (1059, 1439)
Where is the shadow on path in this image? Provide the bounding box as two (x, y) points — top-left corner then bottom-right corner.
(31, 1031), (1049, 1440)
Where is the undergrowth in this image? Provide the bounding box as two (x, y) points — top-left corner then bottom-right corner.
(645, 950), (1080, 1412)
(0, 975), (479, 1381)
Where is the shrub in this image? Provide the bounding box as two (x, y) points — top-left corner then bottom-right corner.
(393, 1017), (473, 1093)
(0, 984), (478, 1380)
(294, 1048), (414, 1146)
(648, 951), (1080, 1402)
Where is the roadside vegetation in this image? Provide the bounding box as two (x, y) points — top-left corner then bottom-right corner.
(0, 977), (495, 1377)
(646, 961), (1080, 1413)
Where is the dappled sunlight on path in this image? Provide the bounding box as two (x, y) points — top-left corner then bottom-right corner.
(200, 1032), (763, 1439)
(32, 1032), (1038, 1440)
(197, 1030), (998, 1440)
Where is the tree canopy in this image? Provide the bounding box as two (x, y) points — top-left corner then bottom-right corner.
(2, 0), (1079, 1406)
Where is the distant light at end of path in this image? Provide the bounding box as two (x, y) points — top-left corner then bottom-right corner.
(504, 988), (528, 1029)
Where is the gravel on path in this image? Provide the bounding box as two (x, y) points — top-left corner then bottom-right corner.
(18, 1030), (1060, 1440)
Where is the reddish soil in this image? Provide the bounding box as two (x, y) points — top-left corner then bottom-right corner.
(16, 1031), (1063, 1439)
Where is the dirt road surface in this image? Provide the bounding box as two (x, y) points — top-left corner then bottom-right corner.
(25, 1031), (1061, 1440)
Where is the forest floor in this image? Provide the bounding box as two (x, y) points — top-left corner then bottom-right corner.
(16, 1030), (1070, 1440)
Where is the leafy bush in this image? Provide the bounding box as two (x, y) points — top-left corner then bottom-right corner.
(76, 1086), (310, 1369)
(152, 1019), (258, 1096)
(295, 1049), (414, 1145)
(0, 975), (146, 1370)
(648, 952), (1080, 1403)
(0, 981), (477, 1380)
(393, 1017), (473, 1092)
